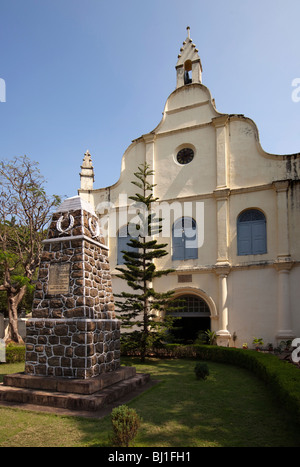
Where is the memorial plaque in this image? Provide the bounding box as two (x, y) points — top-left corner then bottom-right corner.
(178, 274), (192, 283)
(48, 263), (70, 294)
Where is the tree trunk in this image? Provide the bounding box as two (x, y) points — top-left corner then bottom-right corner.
(141, 295), (149, 363)
(5, 286), (26, 344)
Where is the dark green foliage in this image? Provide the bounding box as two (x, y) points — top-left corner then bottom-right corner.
(115, 163), (176, 361)
(4, 343), (26, 363)
(194, 361), (209, 380)
(110, 405), (141, 447)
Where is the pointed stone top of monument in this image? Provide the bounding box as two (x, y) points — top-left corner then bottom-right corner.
(81, 150), (93, 168)
(56, 195), (96, 215)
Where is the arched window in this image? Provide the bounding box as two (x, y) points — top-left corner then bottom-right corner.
(172, 217), (198, 260)
(168, 294), (211, 343)
(237, 209), (267, 255)
(171, 294), (210, 317)
(184, 60), (192, 85)
(117, 225), (138, 265)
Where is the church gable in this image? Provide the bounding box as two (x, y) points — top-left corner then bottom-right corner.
(156, 84), (220, 134)
(78, 26), (300, 349)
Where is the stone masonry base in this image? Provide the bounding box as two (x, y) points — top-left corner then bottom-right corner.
(25, 318), (121, 379)
(0, 367), (150, 412)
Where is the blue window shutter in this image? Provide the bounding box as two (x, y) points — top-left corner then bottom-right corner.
(172, 220), (185, 260)
(184, 220), (198, 259)
(237, 209), (267, 256)
(237, 222), (252, 255)
(184, 242), (198, 259)
(173, 218), (198, 260)
(118, 226), (138, 264)
(117, 234), (128, 265)
(173, 234), (185, 260)
(252, 221), (267, 254)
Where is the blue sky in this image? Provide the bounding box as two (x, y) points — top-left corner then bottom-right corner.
(0, 0), (300, 199)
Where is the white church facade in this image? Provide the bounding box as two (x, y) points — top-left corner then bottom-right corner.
(78, 28), (300, 348)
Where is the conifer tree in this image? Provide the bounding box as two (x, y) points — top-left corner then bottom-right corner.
(114, 163), (175, 361)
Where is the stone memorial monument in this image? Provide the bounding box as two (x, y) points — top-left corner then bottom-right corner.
(25, 195), (119, 379)
(0, 196), (149, 413)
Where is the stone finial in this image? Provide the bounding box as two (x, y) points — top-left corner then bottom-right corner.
(80, 150), (94, 190)
(82, 150), (93, 168)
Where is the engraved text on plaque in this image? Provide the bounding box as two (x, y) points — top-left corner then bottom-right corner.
(48, 263), (70, 294)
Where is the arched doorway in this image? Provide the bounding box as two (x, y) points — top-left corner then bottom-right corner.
(168, 294), (211, 344)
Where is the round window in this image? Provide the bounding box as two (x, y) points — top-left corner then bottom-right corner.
(176, 147), (194, 165)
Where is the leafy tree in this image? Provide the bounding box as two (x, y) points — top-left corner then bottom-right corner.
(114, 163), (176, 361)
(0, 155), (61, 342)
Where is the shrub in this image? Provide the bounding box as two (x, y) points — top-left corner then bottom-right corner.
(110, 405), (141, 447)
(194, 362), (209, 380)
(5, 343), (25, 363)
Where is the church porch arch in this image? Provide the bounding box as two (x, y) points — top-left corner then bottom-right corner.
(166, 287), (218, 343)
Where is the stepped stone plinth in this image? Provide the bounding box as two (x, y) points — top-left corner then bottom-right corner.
(0, 367), (150, 412)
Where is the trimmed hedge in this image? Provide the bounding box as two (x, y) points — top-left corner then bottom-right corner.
(162, 344), (300, 421)
(4, 344), (26, 363)
(123, 343), (300, 421)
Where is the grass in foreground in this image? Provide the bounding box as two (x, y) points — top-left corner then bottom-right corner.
(0, 358), (299, 447)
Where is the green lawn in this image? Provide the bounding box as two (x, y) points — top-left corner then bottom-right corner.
(0, 357), (299, 447)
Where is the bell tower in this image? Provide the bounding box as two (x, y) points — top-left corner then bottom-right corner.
(176, 26), (202, 88)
